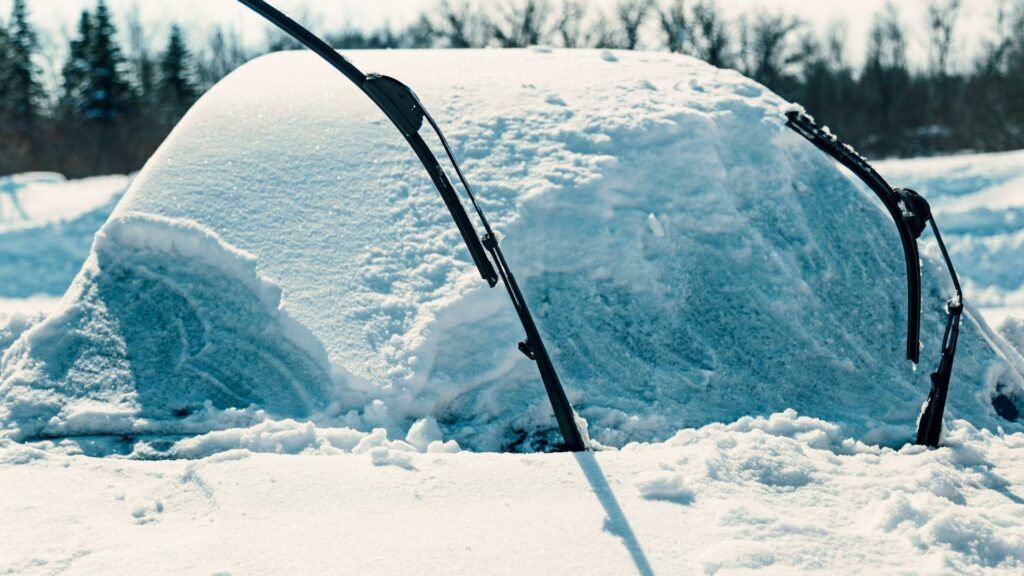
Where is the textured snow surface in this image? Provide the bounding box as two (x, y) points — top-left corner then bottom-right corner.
(2, 411), (1023, 575)
(1, 49), (1023, 452)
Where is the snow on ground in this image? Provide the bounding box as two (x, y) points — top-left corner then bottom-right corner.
(0, 172), (128, 306)
(879, 150), (1024, 330)
(1, 48), (1024, 574)
(0, 172), (128, 377)
(0, 173), (125, 233)
(3, 411), (1023, 574)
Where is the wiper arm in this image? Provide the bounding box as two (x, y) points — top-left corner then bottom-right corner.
(237, 0), (586, 451)
(784, 110), (963, 447)
(916, 219), (963, 448)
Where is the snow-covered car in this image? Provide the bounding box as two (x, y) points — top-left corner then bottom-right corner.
(2, 37), (1020, 455)
(3, 4), (1024, 573)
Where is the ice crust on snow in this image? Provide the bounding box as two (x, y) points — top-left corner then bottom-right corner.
(1, 49), (1022, 452)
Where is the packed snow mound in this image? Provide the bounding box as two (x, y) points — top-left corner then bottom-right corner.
(2, 49), (1022, 451)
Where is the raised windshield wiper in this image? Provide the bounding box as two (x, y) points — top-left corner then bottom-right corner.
(237, 0), (586, 451)
(785, 110), (963, 448)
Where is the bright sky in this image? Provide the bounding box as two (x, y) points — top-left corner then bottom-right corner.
(0, 0), (1006, 70)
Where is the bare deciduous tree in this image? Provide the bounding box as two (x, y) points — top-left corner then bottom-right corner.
(124, 6), (155, 104)
(867, 3), (908, 72)
(690, 0), (730, 67)
(555, 0), (587, 48)
(925, 0), (961, 77)
(616, 0), (652, 50)
(422, 0), (488, 48)
(196, 26), (249, 89)
(976, 0), (1015, 74)
(737, 11), (803, 92)
(658, 0), (687, 53)
(587, 14), (619, 48)
(489, 0), (553, 47)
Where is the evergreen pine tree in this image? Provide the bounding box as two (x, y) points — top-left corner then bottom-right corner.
(157, 24), (198, 122)
(59, 10), (94, 119)
(0, 0), (43, 129)
(0, 21), (9, 117)
(0, 18), (12, 172)
(84, 0), (133, 120)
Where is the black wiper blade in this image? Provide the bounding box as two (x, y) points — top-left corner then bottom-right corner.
(236, 0), (585, 451)
(363, 75), (499, 286)
(784, 110), (964, 447)
(785, 110), (922, 363)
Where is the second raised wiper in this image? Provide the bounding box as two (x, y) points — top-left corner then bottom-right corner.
(785, 110), (963, 448)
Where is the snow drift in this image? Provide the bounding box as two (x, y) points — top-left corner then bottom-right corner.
(4, 411), (1023, 574)
(0, 172), (127, 300)
(1, 49), (1022, 452)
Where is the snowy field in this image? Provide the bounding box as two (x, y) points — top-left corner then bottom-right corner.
(4, 415), (1023, 574)
(0, 172), (128, 315)
(880, 150), (1024, 330)
(2, 49), (1023, 574)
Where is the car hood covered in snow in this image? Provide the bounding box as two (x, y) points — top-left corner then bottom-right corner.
(1, 49), (1022, 452)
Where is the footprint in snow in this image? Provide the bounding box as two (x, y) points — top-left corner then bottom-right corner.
(131, 500), (164, 525)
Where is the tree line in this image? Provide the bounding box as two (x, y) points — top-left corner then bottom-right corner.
(1, 0), (1023, 177)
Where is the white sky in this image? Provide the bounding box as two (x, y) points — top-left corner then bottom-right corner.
(0, 0), (1006, 71)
